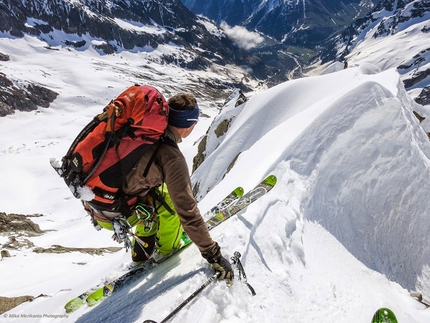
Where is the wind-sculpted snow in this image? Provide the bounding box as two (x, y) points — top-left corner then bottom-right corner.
(193, 64), (430, 321)
(193, 66), (401, 195)
(300, 81), (430, 291)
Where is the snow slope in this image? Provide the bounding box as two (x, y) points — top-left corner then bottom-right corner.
(1, 37), (430, 323)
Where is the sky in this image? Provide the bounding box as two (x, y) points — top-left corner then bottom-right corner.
(1, 11), (430, 323)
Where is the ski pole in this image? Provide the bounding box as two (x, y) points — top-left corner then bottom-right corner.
(231, 251), (256, 296)
(143, 273), (218, 323)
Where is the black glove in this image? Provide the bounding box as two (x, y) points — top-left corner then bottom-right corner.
(202, 243), (234, 286)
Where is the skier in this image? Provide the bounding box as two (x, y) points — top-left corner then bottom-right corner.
(92, 93), (234, 284)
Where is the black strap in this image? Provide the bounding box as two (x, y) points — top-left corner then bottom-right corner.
(115, 118), (136, 190)
(150, 187), (175, 215)
(142, 137), (164, 177)
(82, 131), (115, 183)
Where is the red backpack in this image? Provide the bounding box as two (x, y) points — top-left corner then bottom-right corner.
(52, 85), (169, 212)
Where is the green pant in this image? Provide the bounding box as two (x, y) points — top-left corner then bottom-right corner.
(132, 184), (184, 262)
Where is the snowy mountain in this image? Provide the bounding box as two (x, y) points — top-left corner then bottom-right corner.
(0, 0), (268, 116)
(181, 0), (377, 46)
(1, 32), (430, 322)
(180, 0), (380, 84)
(317, 0), (430, 107)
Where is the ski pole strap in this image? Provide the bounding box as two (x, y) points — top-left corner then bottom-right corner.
(231, 251), (256, 296)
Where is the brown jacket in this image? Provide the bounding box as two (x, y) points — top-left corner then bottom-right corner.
(123, 126), (217, 256)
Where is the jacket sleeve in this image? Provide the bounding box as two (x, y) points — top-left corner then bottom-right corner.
(161, 149), (218, 256)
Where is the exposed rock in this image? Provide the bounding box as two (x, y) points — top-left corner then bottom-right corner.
(0, 296), (34, 315)
(26, 84), (59, 108)
(226, 153), (241, 175)
(403, 68), (430, 89)
(192, 181), (200, 199)
(412, 101), (430, 139)
(0, 52), (9, 61)
(1, 250), (11, 259)
(193, 89), (248, 173)
(0, 212), (44, 236)
(0, 73), (58, 116)
(415, 86), (430, 106)
(2, 236), (35, 250)
(413, 111), (426, 123)
(1, 213), (43, 250)
(94, 43), (117, 55)
(33, 245), (122, 255)
(214, 118), (233, 138)
(64, 39), (86, 48)
(192, 135), (207, 173)
(234, 90), (248, 107)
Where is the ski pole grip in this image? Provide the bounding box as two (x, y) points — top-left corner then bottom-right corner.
(231, 251), (241, 264)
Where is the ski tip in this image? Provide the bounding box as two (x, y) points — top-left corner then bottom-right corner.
(234, 186), (245, 197)
(263, 175), (277, 186)
(65, 298), (85, 313)
(371, 308), (398, 323)
(86, 285), (110, 307)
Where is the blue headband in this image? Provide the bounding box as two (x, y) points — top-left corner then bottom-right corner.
(168, 105), (199, 128)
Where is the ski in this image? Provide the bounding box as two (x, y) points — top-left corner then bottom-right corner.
(85, 237), (191, 307)
(206, 174), (277, 229)
(83, 186), (246, 309)
(207, 186), (244, 215)
(64, 176), (276, 313)
(371, 307), (398, 323)
(64, 186), (243, 313)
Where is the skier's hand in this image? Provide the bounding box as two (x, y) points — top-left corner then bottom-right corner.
(202, 243), (234, 286)
(212, 256), (234, 286)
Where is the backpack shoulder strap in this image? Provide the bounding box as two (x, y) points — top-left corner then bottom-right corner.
(142, 138), (163, 178)
(142, 135), (179, 177)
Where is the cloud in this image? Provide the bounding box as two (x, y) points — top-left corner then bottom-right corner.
(220, 22), (264, 50)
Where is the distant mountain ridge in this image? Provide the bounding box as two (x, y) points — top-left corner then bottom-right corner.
(1, 0), (429, 115)
(181, 0), (377, 46)
(0, 0), (266, 76)
(0, 0), (271, 116)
